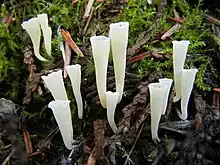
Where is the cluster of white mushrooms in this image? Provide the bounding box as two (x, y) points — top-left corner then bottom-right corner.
(22, 13), (198, 150)
(149, 41), (198, 142)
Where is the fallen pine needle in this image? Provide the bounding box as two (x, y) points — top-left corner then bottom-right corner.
(61, 29), (84, 57)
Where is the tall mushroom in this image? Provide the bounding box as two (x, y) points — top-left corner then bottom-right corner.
(172, 40), (190, 102)
(109, 22), (129, 103)
(37, 13), (52, 56)
(90, 36), (110, 108)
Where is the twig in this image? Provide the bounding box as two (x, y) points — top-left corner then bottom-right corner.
(202, 13), (220, 27)
(1, 148), (15, 165)
(36, 126), (59, 151)
(83, 0), (95, 19)
(83, 7), (94, 35)
(165, 87), (175, 121)
(167, 16), (184, 24)
(161, 24), (181, 40)
(23, 129), (33, 154)
(123, 123), (145, 165)
(61, 29), (84, 57)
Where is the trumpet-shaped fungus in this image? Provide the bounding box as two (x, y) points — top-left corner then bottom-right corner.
(159, 78), (173, 115)
(37, 13), (52, 56)
(66, 64), (83, 119)
(148, 83), (167, 142)
(109, 22), (129, 103)
(41, 70), (68, 100)
(48, 100), (76, 150)
(90, 36), (110, 108)
(177, 68), (198, 120)
(21, 18), (48, 61)
(172, 40), (190, 102)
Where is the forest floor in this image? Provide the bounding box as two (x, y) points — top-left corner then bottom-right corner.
(0, 0), (220, 165)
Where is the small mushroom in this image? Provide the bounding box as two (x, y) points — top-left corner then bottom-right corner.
(41, 70), (68, 100)
(48, 100), (77, 150)
(66, 64), (83, 119)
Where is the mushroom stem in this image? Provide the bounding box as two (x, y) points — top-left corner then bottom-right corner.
(177, 68), (198, 120)
(90, 36), (110, 108)
(158, 78), (173, 115)
(106, 91), (118, 133)
(48, 100), (77, 150)
(41, 70), (68, 100)
(172, 40), (190, 102)
(109, 22), (129, 103)
(66, 64), (83, 119)
(21, 18), (48, 61)
(148, 83), (167, 142)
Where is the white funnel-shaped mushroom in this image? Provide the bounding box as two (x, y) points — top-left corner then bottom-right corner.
(172, 40), (190, 102)
(159, 78), (173, 115)
(177, 68), (198, 120)
(148, 83), (167, 142)
(41, 70), (68, 100)
(109, 22), (129, 103)
(66, 64), (83, 119)
(37, 13), (52, 56)
(48, 100), (75, 150)
(90, 36), (110, 108)
(21, 18), (48, 61)
(106, 91), (119, 133)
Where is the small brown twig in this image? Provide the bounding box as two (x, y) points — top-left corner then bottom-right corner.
(83, 7), (95, 35)
(36, 126), (59, 152)
(23, 129), (33, 155)
(61, 29), (84, 57)
(161, 24), (181, 40)
(1, 148), (15, 165)
(166, 87), (175, 121)
(167, 16), (184, 24)
(203, 13), (220, 27)
(83, 0), (95, 19)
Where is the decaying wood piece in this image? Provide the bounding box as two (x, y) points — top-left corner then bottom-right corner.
(87, 120), (109, 165)
(165, 87), (175, 121)
(161, 24), (182, 40)
(127, 51), (171, 64)
(23, 47), (42, 104)
(106, 72), (163, 165)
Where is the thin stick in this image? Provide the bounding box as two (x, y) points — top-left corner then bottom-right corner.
(83, 7), (94, 35)
(123, 123), (145, 165)
(1, 148), (15, 165)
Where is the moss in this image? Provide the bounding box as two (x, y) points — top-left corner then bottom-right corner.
(118, 0), (217, 92)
